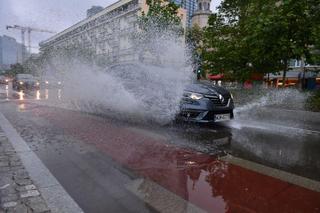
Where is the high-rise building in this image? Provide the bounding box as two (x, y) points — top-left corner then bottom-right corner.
(0, 35), (25, 70)
(171, 0), (197, 27)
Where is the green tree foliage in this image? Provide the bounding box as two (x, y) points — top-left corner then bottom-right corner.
(199, 0), (320, 83)
(186, 26), (204, 74)
(5, 63), (25, 77)
(133, 0), (184, 63)
(139, 0), (183, 33)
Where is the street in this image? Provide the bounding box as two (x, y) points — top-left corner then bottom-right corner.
(0, 84), (320, 213)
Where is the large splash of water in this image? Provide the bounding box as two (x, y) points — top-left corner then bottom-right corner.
(42, 29), (193, 124)
(234, 88), (309, 115)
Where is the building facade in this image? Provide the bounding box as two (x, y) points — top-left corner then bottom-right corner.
(171, 0), (197, 27)
(191, 0), (212, 28)
(40, 0), (186, 66)
(0, 35), (25, 70)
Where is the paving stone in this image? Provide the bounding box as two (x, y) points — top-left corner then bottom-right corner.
(9, 156), (20, 162)
(0, 185), (16, 195)
(13, 170), (29, 180)
(25, 185), (37, 191)
(26, 197), (50, 213)
(0, 156), (9, 161)
(1, 194), (18, 203)
(0, 162), (9, 167)
(16, 184), (37, 192)
(0, 167), (11, 173)
(9, 160), (22, 167)
(10, 203), (29, 213)
(2, 201), (17, 208)
(15, 179), (32, 186)
(0, 129), (51, 213)
(20, 190), (40, 198)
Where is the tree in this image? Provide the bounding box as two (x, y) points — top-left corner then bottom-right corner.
(201, 13), (253, 81)
(132, 0), (184, 64)
(186, 26), (204, 75)
(199, 0), (320, 84)
(246, 0), (319, 87)
(5, 63), (25, 77)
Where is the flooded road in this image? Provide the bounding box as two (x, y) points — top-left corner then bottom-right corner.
(0, 84), (320, 213)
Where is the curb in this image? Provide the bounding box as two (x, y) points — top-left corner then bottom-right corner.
(0, 112), (84, 213)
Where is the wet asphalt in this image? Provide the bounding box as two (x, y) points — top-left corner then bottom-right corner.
(0, 83), (320, 213)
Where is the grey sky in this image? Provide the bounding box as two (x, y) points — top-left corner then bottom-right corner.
(0, 0), (222, 53)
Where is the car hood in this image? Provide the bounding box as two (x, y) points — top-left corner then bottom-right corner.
(185, 83), (230, 96)
(19, 79), (37, 83)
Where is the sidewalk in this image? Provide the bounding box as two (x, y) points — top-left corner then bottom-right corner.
(0, 128), (50, 213)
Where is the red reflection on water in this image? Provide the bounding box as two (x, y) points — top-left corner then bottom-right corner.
(33, 108), (320, 213)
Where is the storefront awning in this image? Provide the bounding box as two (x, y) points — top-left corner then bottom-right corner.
(208, 74), (224, 80)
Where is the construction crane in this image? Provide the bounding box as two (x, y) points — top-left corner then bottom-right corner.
(6, 25), (56, 61)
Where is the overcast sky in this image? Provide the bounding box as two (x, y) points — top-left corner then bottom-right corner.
(0, 0), (222, 53)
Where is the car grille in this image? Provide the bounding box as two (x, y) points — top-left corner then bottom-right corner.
(204, 94), (230, 106)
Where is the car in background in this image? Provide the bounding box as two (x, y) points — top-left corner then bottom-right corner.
(0, 75), (10, 84)
(12, 74), (40, 90)
(40, 76), (62, 88)
(178, 82), (234, 123)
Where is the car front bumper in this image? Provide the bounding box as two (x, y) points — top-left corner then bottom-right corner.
(178, 97), (234, 123)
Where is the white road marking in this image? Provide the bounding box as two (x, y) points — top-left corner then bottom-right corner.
(126, 178), (206, 213)
(220, 154), (320, 192)
(227, 120), (320, 135)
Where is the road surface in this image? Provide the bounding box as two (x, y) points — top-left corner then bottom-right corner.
(0, 84), (319, 213)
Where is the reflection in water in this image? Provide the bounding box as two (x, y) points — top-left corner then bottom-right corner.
(18, 90), (24, 100)
(45, 89), (49, 100)
(230, 128), (320, 180)
(43, 109), (320, 213)
(5, 85), (9, 100)
(58, 89), (62, 100)
(18, 103), (25, 111)
(36, 90), (41, 100)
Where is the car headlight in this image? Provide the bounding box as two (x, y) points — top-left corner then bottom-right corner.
(36, 82), (40, 86)
(19, 81), (24, 85)
(5, 79), (8, 82)
(184, 92), (203, 100)
(45, 81), (49, 84)
(58, 81), (61, 85)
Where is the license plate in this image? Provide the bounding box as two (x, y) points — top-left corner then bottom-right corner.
(214, 113), (231, 122)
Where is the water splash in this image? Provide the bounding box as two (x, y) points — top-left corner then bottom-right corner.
(41, 29), (193, 124)
(234, 88), (309, 115)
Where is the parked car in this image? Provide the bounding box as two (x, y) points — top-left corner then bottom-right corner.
(178, 82), (234, 122)
(0, 75), (10, 84)
(12, 74), (40, 90)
